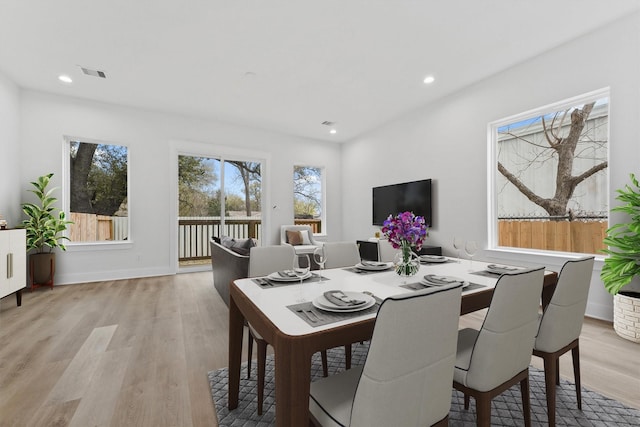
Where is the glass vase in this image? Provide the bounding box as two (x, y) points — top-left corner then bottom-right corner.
(394, 241), (420, 278)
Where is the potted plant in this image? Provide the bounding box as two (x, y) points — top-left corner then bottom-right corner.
(21, 173), (72, 289)
(601, 173), (640, 343)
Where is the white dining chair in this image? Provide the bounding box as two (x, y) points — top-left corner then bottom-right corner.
(453, 266), (545, 427)
(247, 244), (334, 415)
(533, 256), (594, 427)
(322, 241), (361, 269)
(377, 239), (400, 262)
(309, 283), (463, 427)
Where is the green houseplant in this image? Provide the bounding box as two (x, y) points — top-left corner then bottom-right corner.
(601, 173), (640, 343)
(21, 173), (72, 288)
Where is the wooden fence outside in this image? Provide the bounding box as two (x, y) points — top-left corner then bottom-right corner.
(498, 220), (607, 254)
(69, 213), (128, 242)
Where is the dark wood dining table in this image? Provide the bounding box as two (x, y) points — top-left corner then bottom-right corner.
(227, 259), (558, 427)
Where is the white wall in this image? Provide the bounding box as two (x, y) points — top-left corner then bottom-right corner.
(0, 71), (21, 227)
(19, 90), (342, 284)
(342, 13), (640, 320)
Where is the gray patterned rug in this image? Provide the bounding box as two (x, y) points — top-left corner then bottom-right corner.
(208, 342), (640, 426)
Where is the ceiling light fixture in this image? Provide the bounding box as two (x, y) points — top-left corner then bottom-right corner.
(58, 74), (73, 84)
(330, 129), (337, 134)
(423, 75), (435, 84)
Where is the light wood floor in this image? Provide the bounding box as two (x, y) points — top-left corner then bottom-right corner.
(1, 272), (638, 427)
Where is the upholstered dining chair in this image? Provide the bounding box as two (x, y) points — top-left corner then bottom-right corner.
(377, 239), (400, 262)
(533, 256), (594, 427)
(309, 283), (463, 427)
(322, 241), (361, 269)
(454, 266), (545, 427)
(247, 244), (333, 415)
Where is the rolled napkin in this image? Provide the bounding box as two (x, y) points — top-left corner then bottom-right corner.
(423, 274), (463, 285)
(323, 290), (366, 307)
(278, 270), (298, 278)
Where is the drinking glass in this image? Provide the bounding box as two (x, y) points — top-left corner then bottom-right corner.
(453, 237), (464, 263)
(313, 246), (327, 283)
(293, 253), (311, 301)
(464, 240), (478, 271)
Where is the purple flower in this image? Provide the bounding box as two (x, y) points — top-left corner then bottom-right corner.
(381, 211), (428, 250)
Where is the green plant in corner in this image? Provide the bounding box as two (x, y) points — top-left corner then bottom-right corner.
(601, 173), (640, 295)
(21, 173), (73, 253)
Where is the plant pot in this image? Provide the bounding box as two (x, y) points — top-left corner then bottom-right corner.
(613, 291), (640, 343)
(29, 252), (55, 290)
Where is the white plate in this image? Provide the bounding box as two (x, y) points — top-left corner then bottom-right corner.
(422, 274), (469, 288)
(419, 255), (447, 263)
(355, 261), (394, 271)
(312, 292), (376, 312)
(267, 271), (312, 282)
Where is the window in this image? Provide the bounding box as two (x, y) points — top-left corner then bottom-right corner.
(489, 89), (609, 255)
(293, 166), (324, 234)
(65, 138), (129, 243)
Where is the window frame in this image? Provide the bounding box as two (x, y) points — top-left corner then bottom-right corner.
(62, 136), (132, 250)
(487, 87), (610, 257)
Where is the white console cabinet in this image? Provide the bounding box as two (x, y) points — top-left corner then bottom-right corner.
(0, 229), (26, 306)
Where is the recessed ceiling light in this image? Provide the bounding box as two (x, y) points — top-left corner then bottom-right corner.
(58, 74), (73, 84)
(423, 75), (435, 84)
(330, 129), (337, 134)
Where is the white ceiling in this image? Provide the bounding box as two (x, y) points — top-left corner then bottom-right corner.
(1, 1), (639, 142)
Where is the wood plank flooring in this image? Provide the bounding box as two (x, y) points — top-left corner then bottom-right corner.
(1, 272), (638, 426)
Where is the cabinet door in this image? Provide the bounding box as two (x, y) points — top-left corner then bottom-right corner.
(0, 229), (26, 298)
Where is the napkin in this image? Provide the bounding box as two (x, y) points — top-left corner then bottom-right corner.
(361, 261), (387, 267)
(278, 270), (298, 278)
(486, 264), (520, 273)
(323, 290), (366, 306)
(423, 275), (462, 285)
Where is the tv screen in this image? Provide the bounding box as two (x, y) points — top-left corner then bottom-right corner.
(372, 179), (432, 227)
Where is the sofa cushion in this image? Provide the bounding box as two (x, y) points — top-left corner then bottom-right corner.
(220, 235), (256, 255)
(286, 230), (304, 245)
(300, 229), (312, 245)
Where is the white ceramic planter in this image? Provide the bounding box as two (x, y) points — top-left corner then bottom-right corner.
(613, 292), (640, 343)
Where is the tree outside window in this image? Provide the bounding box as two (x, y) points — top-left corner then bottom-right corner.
(67, 140), (129, 242)
(490, 89), (609, 254)
(294, 166), (324, 233)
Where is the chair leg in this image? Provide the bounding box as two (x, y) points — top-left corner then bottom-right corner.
(520, 375), (531, 427)
(464, 394), (470, 410)
(321, 351), (328, 377)
(542, 354), (557, 427)
(247, 331), (254, 379)
(257, 339), (267, 415)
(572, 342), (582, 410)
(345, 344), (352, 370)
(475, 395), (492, 427)
(556, 358), (560, 385)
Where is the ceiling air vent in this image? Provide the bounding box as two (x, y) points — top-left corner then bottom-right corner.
(80, 67), (107, 78)
(321, 121), (335, 126)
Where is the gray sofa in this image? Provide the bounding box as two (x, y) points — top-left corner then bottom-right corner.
(210, 238), (250, 307)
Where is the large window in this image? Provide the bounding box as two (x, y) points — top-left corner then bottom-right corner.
(489, 89), (609, 254)
(293, 165), (324, 234)
(65, 138), (129, 243)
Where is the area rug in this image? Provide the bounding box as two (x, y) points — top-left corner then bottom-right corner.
(208, 342), (640, 426)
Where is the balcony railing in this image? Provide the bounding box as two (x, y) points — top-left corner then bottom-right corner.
(178, 217), (322, 262)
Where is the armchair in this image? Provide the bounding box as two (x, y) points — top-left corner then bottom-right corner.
(280, 225), (322, 255)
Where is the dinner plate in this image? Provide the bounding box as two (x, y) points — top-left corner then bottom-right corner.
(312, 292), (376, 312)
(422, 274), (470, 289)
(267, 271), (312, 282)
(486, 264), (522, 274)
(355, 261), (394, 271)
(419, 255), (447, 263)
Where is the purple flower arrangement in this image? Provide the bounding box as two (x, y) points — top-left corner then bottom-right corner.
(381, 211), (428, 251)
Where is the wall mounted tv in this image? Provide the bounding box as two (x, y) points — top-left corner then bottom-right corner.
(372, 179), (432, 227)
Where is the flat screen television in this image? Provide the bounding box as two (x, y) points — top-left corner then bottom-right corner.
(372, 179), (432, 227)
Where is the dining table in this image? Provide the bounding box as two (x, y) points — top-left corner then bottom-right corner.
(227, 257), (559, 427)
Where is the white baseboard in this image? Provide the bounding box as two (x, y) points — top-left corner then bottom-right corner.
(56, 266), (173, 285)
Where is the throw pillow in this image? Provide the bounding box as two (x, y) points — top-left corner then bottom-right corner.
(286, 230), (303, 246)
(230, 238), (256, 256)
(299, 229), (312, 245)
